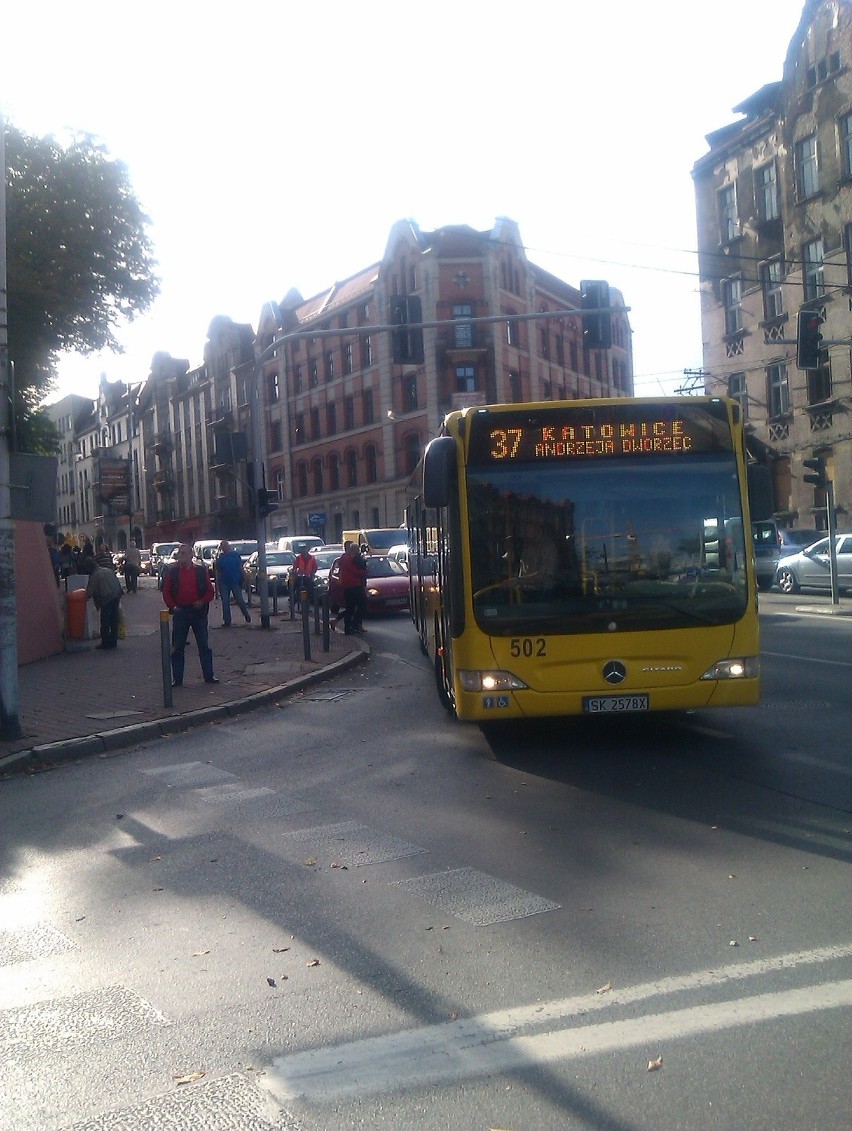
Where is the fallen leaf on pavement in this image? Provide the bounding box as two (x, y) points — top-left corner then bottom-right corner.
(267, 978), (277, 987)
(647, 1056), (663, 1072)
(192, 950), (210, 957)
(596, 982), (612, 995)
(272, 947), (290, 953)
(303, 857), (317, 867)
(174, 1070), (205, 1085)
(306, 958), (321, 967)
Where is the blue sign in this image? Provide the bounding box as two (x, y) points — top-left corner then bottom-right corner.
(308, 512), (326, 526)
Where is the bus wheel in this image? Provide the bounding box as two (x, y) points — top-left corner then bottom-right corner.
(435, 652), (453, 712)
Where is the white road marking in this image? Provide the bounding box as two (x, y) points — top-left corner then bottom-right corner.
(762, 650), (852, 668)
(262, 943), (852, 1104)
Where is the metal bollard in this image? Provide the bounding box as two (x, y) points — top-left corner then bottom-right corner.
(160, 610), (173, 708)
(300, 588), (311, 660)
(321, 592), (330, 652)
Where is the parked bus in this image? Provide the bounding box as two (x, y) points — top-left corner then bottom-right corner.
(407, 397), (766, 723)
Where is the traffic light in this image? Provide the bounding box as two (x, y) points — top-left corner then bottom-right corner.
(390, 295), (424, 365)
(802, 456), (827, 488)
(257, 487), (279, 517)
(796, 308), (824, 370)
(580, 280), (612, 350)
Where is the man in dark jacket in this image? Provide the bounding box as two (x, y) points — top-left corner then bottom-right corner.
(336, 541), (368, 635)
(83, 558), (123, 650)
(162, 543), (217, 686)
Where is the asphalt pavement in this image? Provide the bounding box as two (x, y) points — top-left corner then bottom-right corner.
(0, 578), (366, 776)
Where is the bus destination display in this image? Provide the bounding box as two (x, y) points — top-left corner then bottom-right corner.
(468, 404), (733, 465)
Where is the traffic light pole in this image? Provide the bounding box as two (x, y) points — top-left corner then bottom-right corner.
(250, 351), (271, 629)
(826, 479), (839, 606)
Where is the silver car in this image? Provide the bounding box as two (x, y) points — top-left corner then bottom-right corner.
(774, 534), (852, 595)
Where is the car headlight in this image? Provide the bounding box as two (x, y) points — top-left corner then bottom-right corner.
(700, 657), (760, 680)
(458, 670), (528, 692)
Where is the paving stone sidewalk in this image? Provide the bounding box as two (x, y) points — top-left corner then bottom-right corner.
(0, 579), (365, 774)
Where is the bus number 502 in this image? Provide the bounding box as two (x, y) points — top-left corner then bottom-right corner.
(510, 638), (547, 658)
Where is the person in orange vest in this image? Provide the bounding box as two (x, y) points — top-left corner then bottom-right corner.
(292, 544), (318, 608)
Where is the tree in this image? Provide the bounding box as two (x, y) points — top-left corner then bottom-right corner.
(4, 124), (160, 451)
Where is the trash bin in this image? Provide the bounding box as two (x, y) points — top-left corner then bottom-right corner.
(65, 588), (88, 640)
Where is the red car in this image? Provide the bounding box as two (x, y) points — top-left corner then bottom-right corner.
(329, 555), (410, 615)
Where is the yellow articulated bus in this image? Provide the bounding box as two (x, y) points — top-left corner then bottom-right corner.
(407, 397), (768, 723)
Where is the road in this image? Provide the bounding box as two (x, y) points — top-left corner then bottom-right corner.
(1, 600), (850, 1130)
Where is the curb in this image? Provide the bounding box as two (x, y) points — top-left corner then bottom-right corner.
(0, 647), (367, 778)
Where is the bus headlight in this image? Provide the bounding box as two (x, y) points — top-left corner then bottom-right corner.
(458, 670), (529, 692)
(700, 657), (759, 680)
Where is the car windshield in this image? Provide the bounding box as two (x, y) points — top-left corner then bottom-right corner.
(230, 541), (258, 557)
(365, 557), (408, 578)
(266, 552), (295, 567)
(313, 551), (340, 569)
(783, 531), (819, 548)
(364, 530), (405, 550)
(466, 453), (748, 634)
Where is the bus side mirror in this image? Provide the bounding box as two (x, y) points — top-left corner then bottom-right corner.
(423, 436), (456, 509)
(747, 464), (773, 522)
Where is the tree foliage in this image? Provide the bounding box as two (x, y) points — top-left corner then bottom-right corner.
(4, 124), (160, 450)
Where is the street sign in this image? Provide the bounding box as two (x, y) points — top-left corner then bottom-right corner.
(308, 511), (326, 525)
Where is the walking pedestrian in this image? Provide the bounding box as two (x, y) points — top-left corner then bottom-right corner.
(213, 540), (251, 626)
(162, 543), (219, 685)
(335, 540), (368, 635)
(82, 557), (123, 650)
(123, 541), (142, 593)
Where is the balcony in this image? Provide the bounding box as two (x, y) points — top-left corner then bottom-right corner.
(152, 470), (173, 491)
(207, 405), (234, 431)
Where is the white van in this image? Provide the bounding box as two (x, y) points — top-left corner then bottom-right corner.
(276, 535), (324, 555)
(192, 539), (221, 577)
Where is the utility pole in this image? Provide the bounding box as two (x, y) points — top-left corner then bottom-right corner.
(0, 115), (21, 738)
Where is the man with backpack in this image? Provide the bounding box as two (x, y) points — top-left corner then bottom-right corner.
(162, 543), (218, 686)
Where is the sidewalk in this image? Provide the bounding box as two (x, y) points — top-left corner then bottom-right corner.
(0, 579), (366, 776)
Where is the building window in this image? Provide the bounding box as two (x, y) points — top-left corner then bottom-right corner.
(310, 359), (319, 387)
(343, 342), (353, 375)
(409, 266), (418, 291)
(363, 389), (374, 424)
(365, 444), (377, 483)
(756, 162), (779, 222)
(404, 373), (418, 412)
(760, 259), (784, 320)
(719, 184), (738, 242)
(840, 113), (852, 179)
(796, 135), (819, 198)
(310, 407), (320, 440)
(728, 372), (748, 419)
(346, 450), (357, 488)
(297, 463), (308, 497)
(506, 317), (519, 348)
(294, 364), (303, 393)
(267, 372), (279, 403)
(453, 304), (473, 348)
(312, 458), (323, 494)
(509, 371), (522, 402)
(275, 468), (285, 499)
(344, 396), (355, 431)
(538, 325), (550, 359)
(329, 453), (339, 491)
(722, 277), (743, 335)
(327, 403), (337, 435)
(403, 433), (420, 476)
(456, 366), (476, 393)
(325, 351), (334, 382)
(269, 420), (282, 452)
(803, 238), (825, 300)
(555, 334), (564, 366)
(768, 364), (790, 417)
(294, 412), (304, 444)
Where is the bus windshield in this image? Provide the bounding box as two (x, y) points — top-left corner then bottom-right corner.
(467, 452), (748, 635)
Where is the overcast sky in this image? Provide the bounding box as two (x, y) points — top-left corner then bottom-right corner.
(4, 0), (809, 404)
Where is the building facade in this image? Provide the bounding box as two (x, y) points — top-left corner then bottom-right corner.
(693, 0), (852, 533)
(257, 217), (633, 543)
(48, 218), (634, 550)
